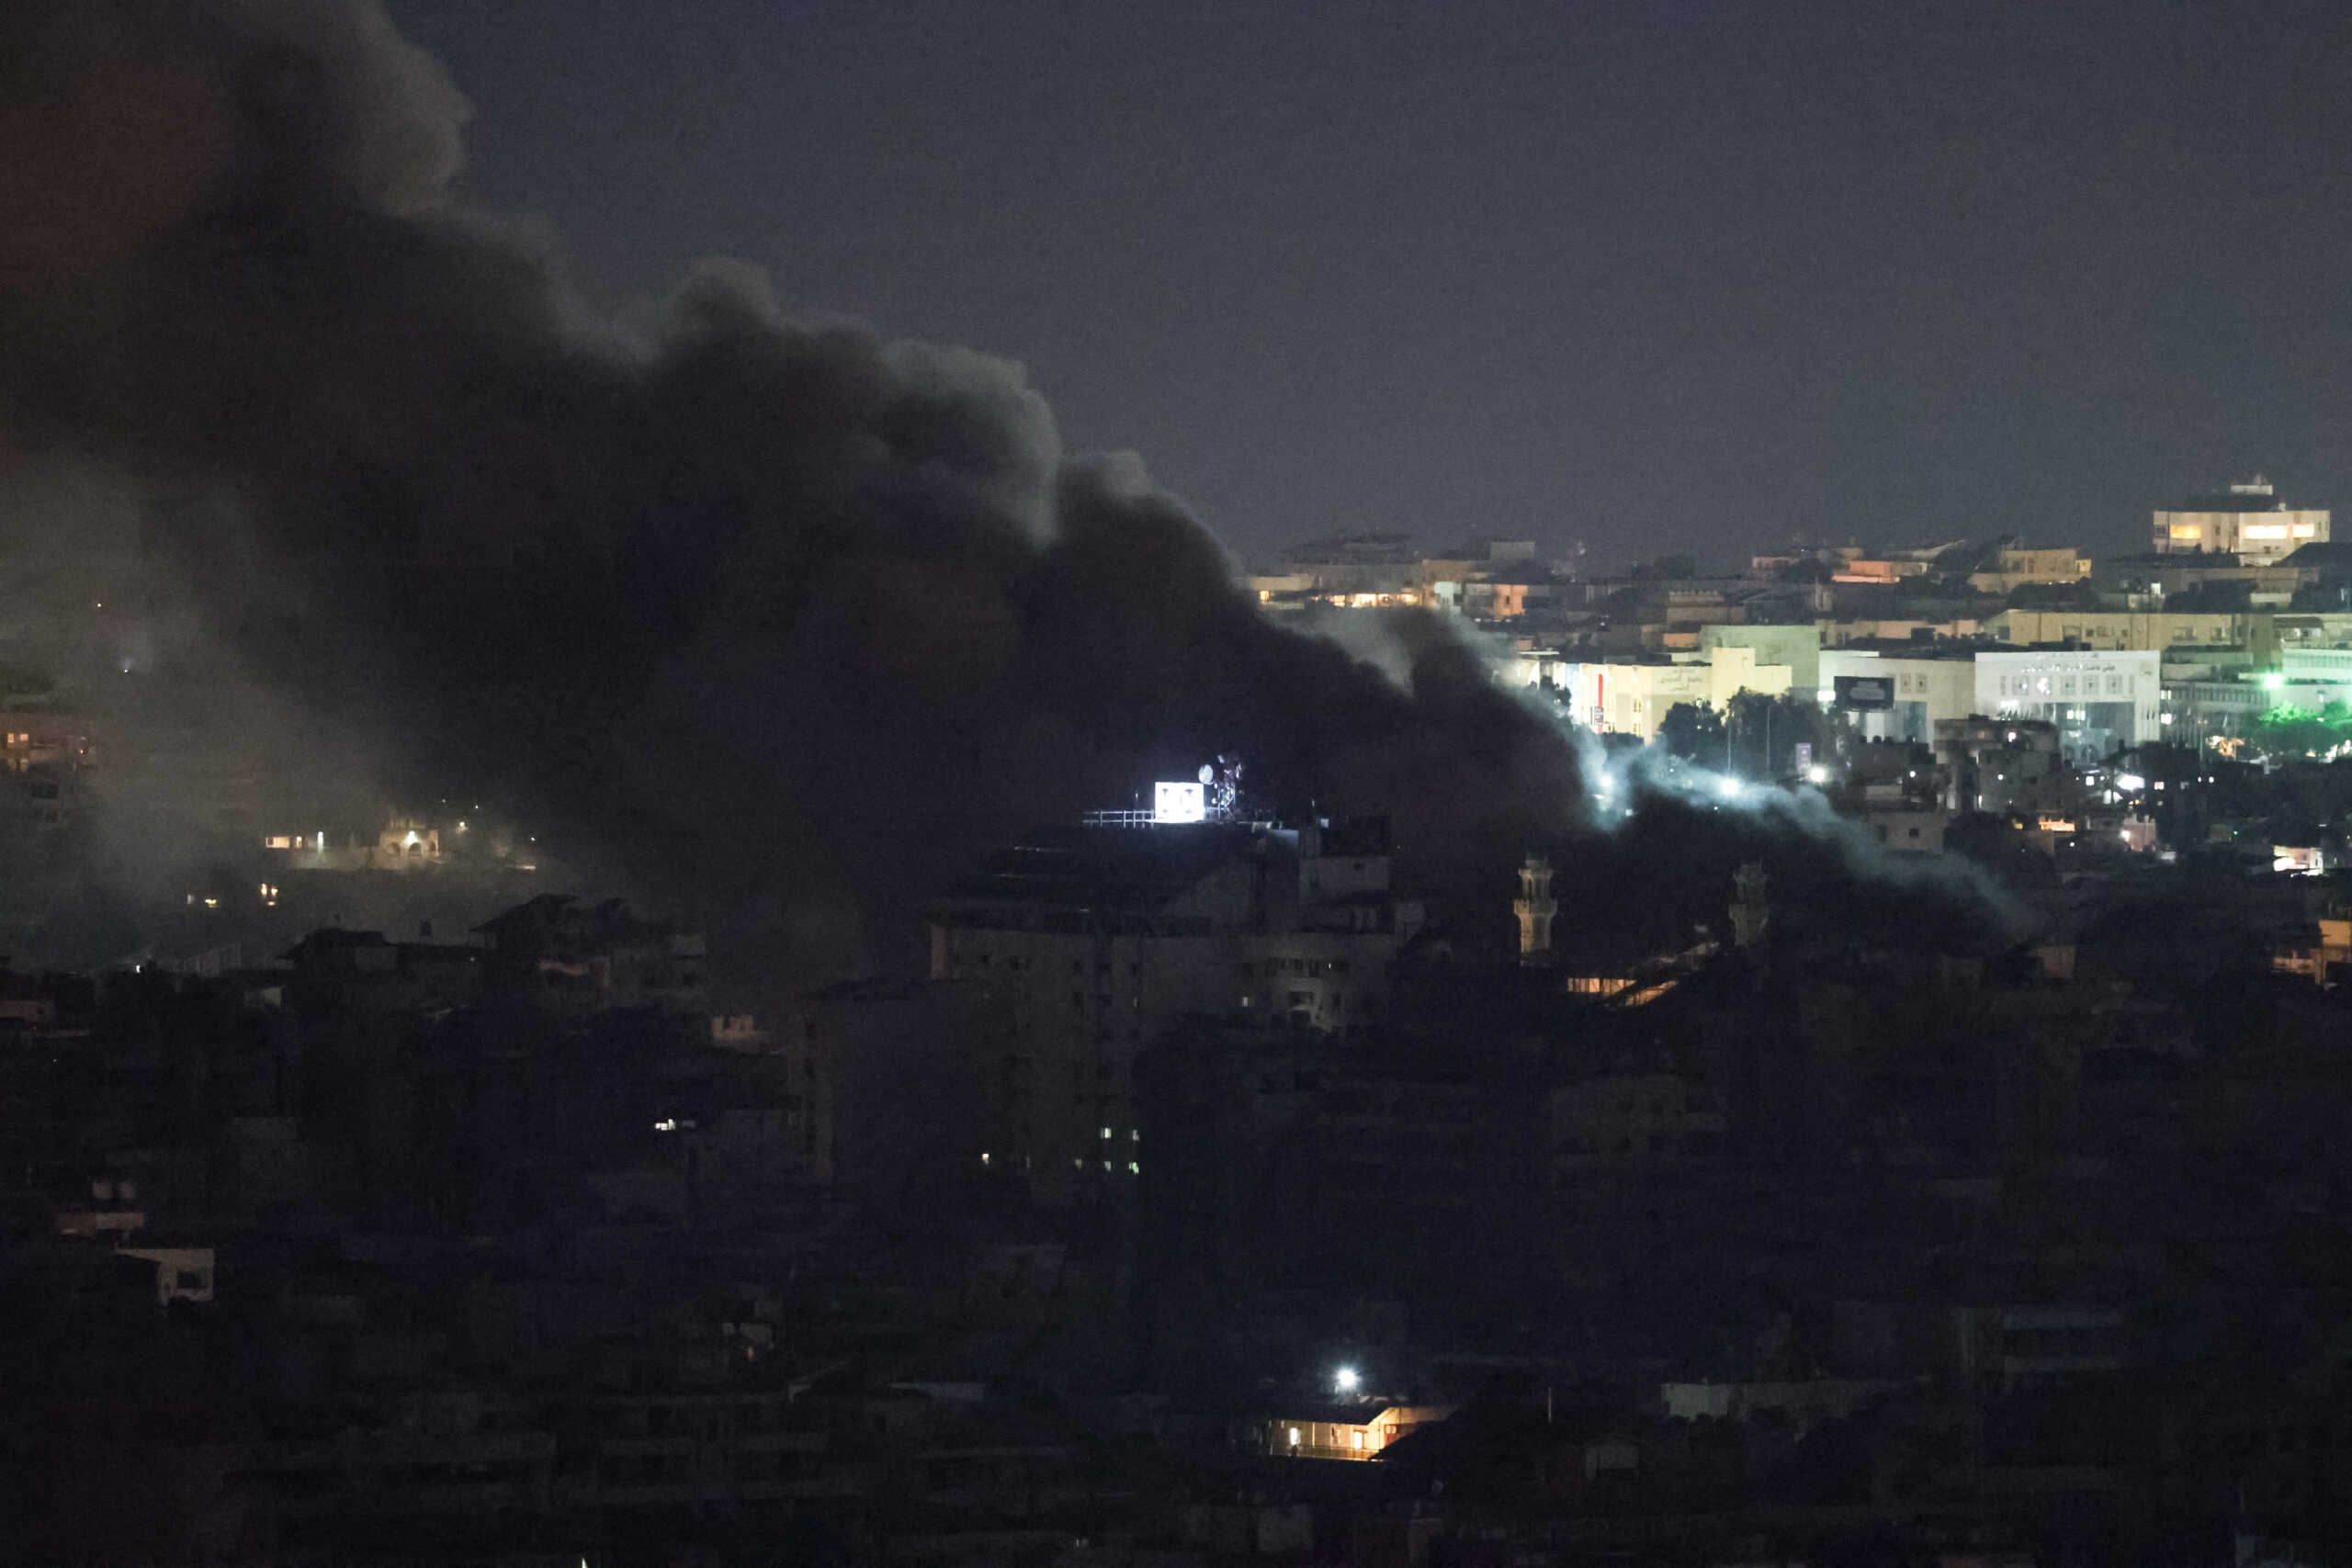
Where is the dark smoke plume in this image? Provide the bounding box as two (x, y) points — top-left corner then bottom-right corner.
(0, 0), (1602, 980)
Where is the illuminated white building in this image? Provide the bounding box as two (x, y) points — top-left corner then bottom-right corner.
(2152, 478), (2328, 562)
(1817, 650), (1976, 743)
(1557, 646), (1794, 739)
(1975, 649), (2160, 761)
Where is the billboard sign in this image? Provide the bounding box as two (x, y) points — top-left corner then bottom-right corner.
(1834, 675), (1894, 711)
(1153, 782), (1206, 823)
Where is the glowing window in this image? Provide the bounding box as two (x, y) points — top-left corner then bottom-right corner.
(2168, 525), (2202, 540)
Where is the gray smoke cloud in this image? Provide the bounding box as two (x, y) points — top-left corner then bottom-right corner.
(0, 0), (1602, 983)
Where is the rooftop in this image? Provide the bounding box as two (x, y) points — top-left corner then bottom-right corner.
(946, 822), (1265, 915)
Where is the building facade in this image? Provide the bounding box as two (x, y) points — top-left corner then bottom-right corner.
(1975, 650), (2160, 761)
(1817, 650), (1978, 744)
(2152, 479), (2328, 562)
(1989, 608), (2271, 657)
(1561, 646), (1795, 739)
(928, 816), (1419, 1206)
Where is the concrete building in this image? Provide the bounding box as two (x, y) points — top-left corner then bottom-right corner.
(1976, 649), (2161, 760)
(929, 813), (1419, 1204)
(1967, 547), (2091, 594)
(1265, 1404), (1453, 1461)
(774, 978), (1011, 1199)
(1561, 646), (1795, 739)
(1933, 716), (2072, 813)
(1818, 649), (1977, 743)
(2153, 478), (2328, 562)
(1989, 607), (2272, 657)
(1819, 616), (1984, 646)
(1701, 623), (1822, 693)
(0, 711), (94, 771)
(373, 819), (442, 870)
(1272, 532), (1419, 594)
(2098, 555), (2313, 607)
(470, 895), (708, 1015)
(2, 710), (94, 829)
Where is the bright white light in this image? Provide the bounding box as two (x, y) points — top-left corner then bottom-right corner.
(1334, 1366), (1360, 1393)
(1153, 781), (1206, 823)
(2115, 773), (2144, 792)
(1715, 776), (1743, 800)
(1804, 764), (1829, 784)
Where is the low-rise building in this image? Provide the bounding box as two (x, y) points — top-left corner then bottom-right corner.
(1989, 607), (2272, 658)
(1265, 1404), (1453, 1461)
(1819, 649), (1978, 743)
(1701, 623), (1823, 693)
(1934, 716), (2073, 813)
(1560, 646), (1794, 739)
(2153, 477), (2328, 561)
(1968, 547), (2091, 594)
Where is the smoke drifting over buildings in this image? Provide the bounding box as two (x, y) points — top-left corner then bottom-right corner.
(0, 0), (1639, 979)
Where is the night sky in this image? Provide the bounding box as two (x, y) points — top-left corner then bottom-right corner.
(387, 0), (2352, 568)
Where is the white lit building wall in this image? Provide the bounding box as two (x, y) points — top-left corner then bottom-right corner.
(1817, 651), (1978, 743)
(1976, 650), (2160, 760)
(1560, 648), (1793, 739)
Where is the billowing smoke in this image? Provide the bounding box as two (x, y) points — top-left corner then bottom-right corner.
(0, 0), (1593, 982)
(1289, 608), (2034, 944)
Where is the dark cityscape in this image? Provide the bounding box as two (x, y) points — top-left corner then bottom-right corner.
(6, 3), (2352, 1564)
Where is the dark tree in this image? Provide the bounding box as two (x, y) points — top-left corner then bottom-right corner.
(1657, 700), (1725, 761)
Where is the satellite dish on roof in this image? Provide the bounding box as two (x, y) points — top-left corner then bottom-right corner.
(1198, 763), (1216, 784)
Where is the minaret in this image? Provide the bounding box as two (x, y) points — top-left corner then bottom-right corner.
(1515, 854), (1556, 964)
